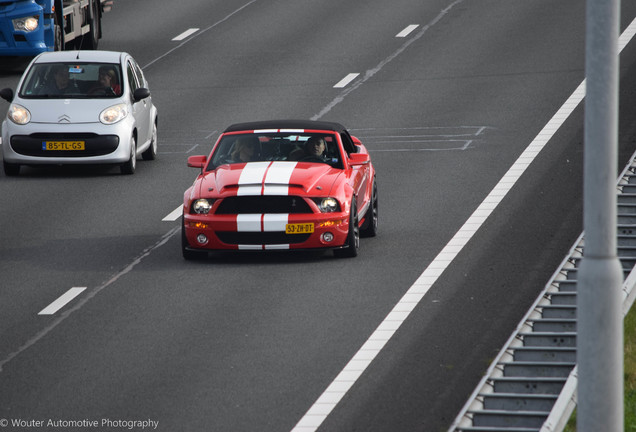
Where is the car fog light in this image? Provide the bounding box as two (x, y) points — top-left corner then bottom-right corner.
(196, 234), (208, 245)
(322, 232), (334, 243)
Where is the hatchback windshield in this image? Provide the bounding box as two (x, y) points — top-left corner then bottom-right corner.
(19, 62), (123, 98)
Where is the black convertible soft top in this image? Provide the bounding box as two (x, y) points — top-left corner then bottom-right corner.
(222, 119), (358, 154)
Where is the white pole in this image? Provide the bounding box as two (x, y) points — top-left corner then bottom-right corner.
(578, 0), (624, 430)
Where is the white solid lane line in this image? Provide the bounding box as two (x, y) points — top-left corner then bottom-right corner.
(163, 206), (182, 222)
(172, 28), (199, 41)
(292, 12), (636, 432)
(38, 287), (86, 315)
(333, 73), (360, 88)
(396, 24), (419, 38)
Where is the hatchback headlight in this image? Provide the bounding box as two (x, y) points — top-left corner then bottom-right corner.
(192, 199), (212, 214)
(313, 197), (339, 213)
(99, 103), (128, 125)
(13, 16), (39, 32)
(7, 104), (31, 125)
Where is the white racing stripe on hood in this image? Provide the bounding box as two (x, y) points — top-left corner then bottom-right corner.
(264, 162), (297, 195)
(237, 162), (298, 196)
(237, 162), (269, 196)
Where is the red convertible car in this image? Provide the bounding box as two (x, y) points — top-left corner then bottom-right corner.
(182, 120), (378, 259)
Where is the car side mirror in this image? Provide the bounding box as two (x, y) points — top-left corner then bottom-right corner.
(188, 155), (207, 169)
(352, 135), (363, 153)
(133, 87), (150, 102)
(0, 88), (14, 102)
(348, 153), (370, 166)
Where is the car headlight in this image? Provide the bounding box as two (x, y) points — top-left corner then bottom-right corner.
(7, 104), (31, 125)
(13, 16), (39, 32)
(99, 103), (128, 125)
(192, 199), (212, 214)
(314, 197), (339, 213)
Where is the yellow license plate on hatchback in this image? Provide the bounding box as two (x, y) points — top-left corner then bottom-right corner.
(43, 141), (85, 151)
(285, 223), (314, 234)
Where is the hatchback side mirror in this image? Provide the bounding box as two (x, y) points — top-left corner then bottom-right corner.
(0, 88), (14, 102)
(133, 87), (150, 102)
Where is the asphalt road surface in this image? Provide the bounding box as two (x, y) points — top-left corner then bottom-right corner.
(1, 1), (636, 431)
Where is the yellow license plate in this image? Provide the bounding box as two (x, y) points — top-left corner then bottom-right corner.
(285, 223), (314, 234)
(43, 141), (85, 151)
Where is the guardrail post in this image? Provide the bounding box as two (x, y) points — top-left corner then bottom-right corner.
(578, 0), (624, 431)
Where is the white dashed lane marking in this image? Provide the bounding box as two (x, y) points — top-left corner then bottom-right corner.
(396, 24), (419, 38)
(172, 28), (199, 41)
(38, 287), (86, 315)
(163, 206), (182, 222)
(333, 73), (359, 88)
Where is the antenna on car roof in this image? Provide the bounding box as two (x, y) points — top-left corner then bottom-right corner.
(76, 33), (86, 59)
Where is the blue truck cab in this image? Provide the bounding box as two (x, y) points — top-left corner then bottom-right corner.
(0, 0), (109, 56)
(0, 0), (55, 56)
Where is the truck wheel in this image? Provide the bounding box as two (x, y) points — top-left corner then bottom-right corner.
(80, 0), (100, 49)
(53, 13), (63, 51)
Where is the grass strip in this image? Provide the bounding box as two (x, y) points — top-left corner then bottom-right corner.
(565, 303), (636, 431)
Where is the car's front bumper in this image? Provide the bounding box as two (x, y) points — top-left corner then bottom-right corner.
(183, 211), (351, 251)
(2, 120), (133, 165)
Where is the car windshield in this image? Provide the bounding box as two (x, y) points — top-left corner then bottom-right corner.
(19, 62), (123, 99)
(208, 132), (344, 170)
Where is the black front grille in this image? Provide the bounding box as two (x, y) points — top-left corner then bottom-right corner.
(11, 133), (119, 157)
(216, 231), (311, 245)
(215, 196), (312, 214)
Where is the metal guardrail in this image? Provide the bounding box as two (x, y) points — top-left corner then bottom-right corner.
(448, 149), (636, 432)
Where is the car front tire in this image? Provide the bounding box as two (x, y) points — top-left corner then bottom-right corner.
(142, 122), (158, 161)
(3, 161), (20, 176)
(334, 199), (359, 258)
(120, 135), (137, 175)
(360, 178), (378, 238)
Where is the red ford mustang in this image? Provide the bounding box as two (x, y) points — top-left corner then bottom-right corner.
(182, 120), (378, 259)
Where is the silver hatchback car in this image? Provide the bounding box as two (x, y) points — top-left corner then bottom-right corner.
(0, 50), (158, 175)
